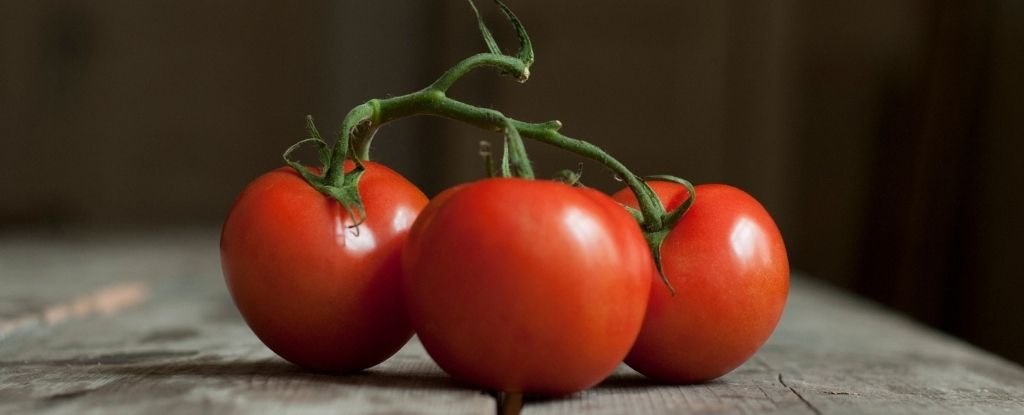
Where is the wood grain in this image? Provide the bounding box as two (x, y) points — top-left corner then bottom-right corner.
(521, 279), (1024, 414)
(2, 231), (1023, 414)
(0, 232), (494, 415)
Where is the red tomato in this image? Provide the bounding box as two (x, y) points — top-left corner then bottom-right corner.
(221, 162), (427, 373)
(614, 183), (789, 383)
(402, 179), (653, 396)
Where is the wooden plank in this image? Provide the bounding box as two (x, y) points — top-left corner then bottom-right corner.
(0, 231), (495, 415)
(521, 277), (1024, 414)
(0, 231), (209, 338)
(5, 231), (1024, 414)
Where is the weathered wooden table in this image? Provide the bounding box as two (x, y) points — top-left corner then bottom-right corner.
(1, 231), (1023, 414)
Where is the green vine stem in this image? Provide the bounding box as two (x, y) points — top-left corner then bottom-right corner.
(338, 81), (688, 292)
(337, 71), (667, 233)
(286, 0), (696, 292)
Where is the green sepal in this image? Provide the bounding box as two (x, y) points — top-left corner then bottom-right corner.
(467, 0), (502, 56)
(622, 205), (644, 223)
(466, 0), (534, 81)
(553, 162), (584, 186)
(304, 115), (330, 167)
(283, 118), (368, 234)
(637, 174), (697, 296)
(644, 229), (677, 296)
(283, 137), (330, 185)
(335, 165), (368, 233)
(493, 0), (534, 68)
(645, 174), (696, 228)
(618, 191), (677, 295)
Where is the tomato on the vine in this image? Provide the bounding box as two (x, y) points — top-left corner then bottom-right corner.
(221, 161), (428, 373)
(402, 178), (653, 396)
(614, 183), (789, 383)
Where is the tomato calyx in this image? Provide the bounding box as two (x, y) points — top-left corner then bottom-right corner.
(553, 162), (586, 186)
(622, 175), (697, 295)
(645, 175), (697, 227)
(282, 115), (370, 229)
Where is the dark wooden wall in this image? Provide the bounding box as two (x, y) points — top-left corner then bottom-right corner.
(2, 1), (1022, 363)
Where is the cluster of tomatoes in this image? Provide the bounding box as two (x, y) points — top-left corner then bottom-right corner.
(220, 0), (788, 397)
(220, 159), (789, 396)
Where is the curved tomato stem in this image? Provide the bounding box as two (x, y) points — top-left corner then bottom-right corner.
(323, 102), (376, 188)
(502, 118), (534, 179)
(338, 0), (668, 231)
(286, 0), (690, 282)
(346, 88), (669, 233)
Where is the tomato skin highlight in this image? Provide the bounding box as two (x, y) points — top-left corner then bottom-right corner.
(615, 183), (789, 383)
(220, 162), (428, 373)
(402, 179), (653, 396)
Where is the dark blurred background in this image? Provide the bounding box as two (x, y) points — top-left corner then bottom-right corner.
(2, 1), (1022, 363)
